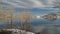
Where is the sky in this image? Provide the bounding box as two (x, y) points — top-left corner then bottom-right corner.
(0, 0), (60, 14)
(0, 0), (60, 16)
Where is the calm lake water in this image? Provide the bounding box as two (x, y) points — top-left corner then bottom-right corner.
(0, 19), (60, 34)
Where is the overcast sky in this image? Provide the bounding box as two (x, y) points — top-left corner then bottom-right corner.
(0, 0), (58, 8)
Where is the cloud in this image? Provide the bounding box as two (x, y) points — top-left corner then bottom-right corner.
(29, 0), (44, 8)
(1, 0), (27, 8)
(1, 0), (60, 13)
(1, 0), (55, 8)
(1, 0), (60, 12)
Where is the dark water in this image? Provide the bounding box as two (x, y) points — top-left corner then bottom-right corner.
(0, 18), (60, 26)
(0, 19), (60, 34)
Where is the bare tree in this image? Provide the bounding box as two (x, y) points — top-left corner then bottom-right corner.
(5, 5), (15, 29)
(20, 10), (32, 31)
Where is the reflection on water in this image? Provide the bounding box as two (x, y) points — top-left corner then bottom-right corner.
(31, 19), (60, 34)
(35, 25), (60, 34)
(0, 19), (60, 34)
(32, 24), (60, 34)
